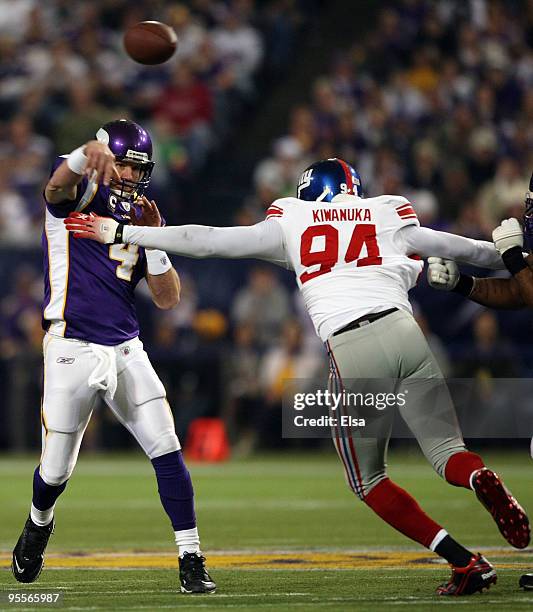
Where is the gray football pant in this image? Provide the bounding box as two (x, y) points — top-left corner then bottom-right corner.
(325, 309), (466, 500)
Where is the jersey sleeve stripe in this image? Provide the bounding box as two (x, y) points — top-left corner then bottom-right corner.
(397, 207), (417, 218)
(396, 202), (413, 211)
(399, 215), (418, 220)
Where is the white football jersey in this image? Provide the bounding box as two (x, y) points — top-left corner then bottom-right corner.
(267, 193), (424, 341)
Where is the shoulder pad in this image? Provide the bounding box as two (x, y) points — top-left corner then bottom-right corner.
(372, 194), (411, 207)
(266, 197), (296, 220)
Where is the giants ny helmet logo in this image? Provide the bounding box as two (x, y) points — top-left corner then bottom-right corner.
(297, 158), (363, 203)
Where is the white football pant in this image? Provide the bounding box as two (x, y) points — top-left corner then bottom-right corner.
(40, 333), (180, 486)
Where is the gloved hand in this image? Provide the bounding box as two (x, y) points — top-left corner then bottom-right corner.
(64, 212), (122, 244)
(492, 218), (523, 255)
(427, 257), (459, 291)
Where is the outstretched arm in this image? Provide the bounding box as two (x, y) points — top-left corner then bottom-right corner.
(64, 214), (289, 267)
(397, 225), (504, 269)
(427, 255), (533, 309)
(468, 276), (525, 309)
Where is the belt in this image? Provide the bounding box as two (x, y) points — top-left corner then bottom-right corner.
(332, 308), (398, 337)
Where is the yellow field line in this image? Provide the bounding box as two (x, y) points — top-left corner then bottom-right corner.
(0, 550), (531, 570)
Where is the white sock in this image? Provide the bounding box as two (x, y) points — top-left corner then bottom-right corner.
(175, 527), (200, 557)
(30, 503), (54, 527)
(429, 528), (448, 552)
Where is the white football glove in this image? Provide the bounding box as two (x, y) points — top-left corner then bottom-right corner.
(64, 212), (120, 244)
(492, 218), (523, 255)
(427, 257), (459, 291)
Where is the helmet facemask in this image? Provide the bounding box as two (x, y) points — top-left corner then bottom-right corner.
(110, 157), (154, 203)
(524, 173), (533, 242)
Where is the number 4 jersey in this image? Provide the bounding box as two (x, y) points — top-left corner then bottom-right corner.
(42, 156), (147, 345)
(266, 193), (423, 341)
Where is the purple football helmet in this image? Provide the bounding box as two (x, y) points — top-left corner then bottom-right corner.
(96, 119), (154, 202)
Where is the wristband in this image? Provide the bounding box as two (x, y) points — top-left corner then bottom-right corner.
(501, 246), (528, 275)
(66, 146), (88, 175)
(114, 224), (125, 244)
(452, 274), (474, 297)
(146, 249), (172, 275)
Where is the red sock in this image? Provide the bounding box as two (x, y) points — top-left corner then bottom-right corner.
(364, 478), (442, 548)
(444, 451), (485, 489)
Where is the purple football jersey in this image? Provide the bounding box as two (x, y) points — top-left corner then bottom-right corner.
(42, 156), (147, 345)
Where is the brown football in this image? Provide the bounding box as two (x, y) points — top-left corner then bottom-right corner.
(124, 21), (177, 65)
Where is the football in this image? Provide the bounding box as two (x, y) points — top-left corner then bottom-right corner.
(123, 21), (177, 65)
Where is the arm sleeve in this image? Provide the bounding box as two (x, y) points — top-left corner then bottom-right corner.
(396, 225), (505, 270)
(123, 219), (290, 267)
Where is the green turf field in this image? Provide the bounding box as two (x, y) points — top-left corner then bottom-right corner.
(1, 449), (532, 610)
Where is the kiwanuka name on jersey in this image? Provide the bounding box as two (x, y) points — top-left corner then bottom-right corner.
(266, 194), (423, 341)
(42, 156), (147, 345)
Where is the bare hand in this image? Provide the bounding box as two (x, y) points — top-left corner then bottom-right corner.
(84, 140), (119, 187)
(131, 196), (162, 227)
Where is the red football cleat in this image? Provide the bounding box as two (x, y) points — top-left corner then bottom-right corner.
(472, 468), (530, 549)
(437, 554), (496, 596)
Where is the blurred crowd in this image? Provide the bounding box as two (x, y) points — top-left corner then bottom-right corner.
(243, 0), (533, 236)
(0, 0), (309, 241)
(2, 0), (533, 451)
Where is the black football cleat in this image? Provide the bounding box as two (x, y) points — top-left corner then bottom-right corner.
(519, 572), (533, 590)
(179, 552), (216, 594)
(437, 554), (496, 596)
(472, 468), (530, 549)
(12, 516), (54, 583)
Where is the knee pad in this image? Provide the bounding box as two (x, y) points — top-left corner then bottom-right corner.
(149, 431), (181, 460)
(39, 462), (72, 487)
(40, 431), (80, 485)
(128, 398), (181, 459)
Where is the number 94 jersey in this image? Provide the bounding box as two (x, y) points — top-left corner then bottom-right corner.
(266, 193), (424, 341)
(42, 157), (147, 345)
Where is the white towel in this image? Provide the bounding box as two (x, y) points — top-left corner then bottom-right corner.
(88, 344), (118, 401)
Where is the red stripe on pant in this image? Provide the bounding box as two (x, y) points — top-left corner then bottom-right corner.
(326, 340), (365, 499)
(365, 478), (443, 548)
